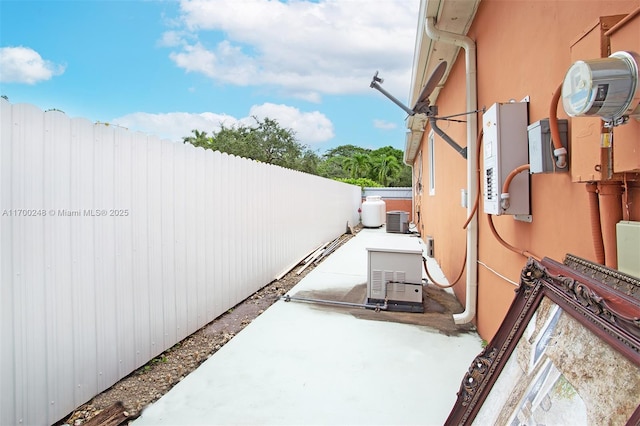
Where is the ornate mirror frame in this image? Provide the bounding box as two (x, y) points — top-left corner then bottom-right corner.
(445, 256), (640, 425)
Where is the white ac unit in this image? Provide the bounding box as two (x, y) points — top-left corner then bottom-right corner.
(366, 237), (423, 313)
(386, 211), (409, 233)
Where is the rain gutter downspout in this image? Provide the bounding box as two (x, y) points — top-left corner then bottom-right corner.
(425, 17), (478, 325)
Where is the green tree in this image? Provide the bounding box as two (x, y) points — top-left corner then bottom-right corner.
(317, 156), (350, 180)
(395, 165), (412, 187)
(335, 177), (382, 189)
(371, 154), (402, 186)
(315, 144), (413, 186)
(369, 146), (412, 187)
(370, 146), (400, 159)
(183, 117), (318, 174)
(319, 144), (372, 181)
(322, 144), (370, 159)
(295, 149), (321, 174)
(343, 153), (371, 179)
(183, 129), (210, 148)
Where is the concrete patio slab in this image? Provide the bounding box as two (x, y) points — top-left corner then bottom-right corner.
(134, 227), (483, 425)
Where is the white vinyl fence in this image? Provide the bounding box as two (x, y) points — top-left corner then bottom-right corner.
(0, 99), (361, 425)
(362, 187), (412, 199)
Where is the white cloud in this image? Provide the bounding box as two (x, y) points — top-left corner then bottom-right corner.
(169, 41), (257, 85)
(111, 111), (239, 142)
(157, 30), (187, 47)
(169, 43), (219, 78)
(0, 46), (65, 84)
(373, 119), (397, 130)
(248, 103), (334, 144)
(111, 104), (334, 145)
(165, 0), (418, 98)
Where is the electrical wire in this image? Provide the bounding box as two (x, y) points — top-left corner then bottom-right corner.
(424, 122), (538, 290)
(422, 252), (466, 289)
(423, 114), (540, 287)
(477, 129), (539, 260)
(462, 129), (483, 230)
(422, 130), (483, 289)
(487, 213), (541, 261)
(477, 260), (519, 286)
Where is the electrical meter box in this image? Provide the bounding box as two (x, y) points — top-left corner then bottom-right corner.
(483, 102), (530, 215)
(528, 119), (569, 174)
(367, 237), (423, 313)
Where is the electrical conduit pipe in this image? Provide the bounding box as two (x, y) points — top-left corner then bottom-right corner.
(586, 183), (606, 265)
(425, 17), (478, 325)
(493, 164), (541, 260)
(597, 182), (623, 268)
(549, 84), (568, 169)
(500, 164), (530, 211)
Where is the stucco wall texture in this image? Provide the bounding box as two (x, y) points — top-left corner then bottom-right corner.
(414, 1), (640, 340)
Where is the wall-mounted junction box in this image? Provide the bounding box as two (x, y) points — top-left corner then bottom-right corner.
(460, 189), (468, 208)
(528, 119), (569, 173)
(367, 237), (423, 312)
(483, 102), (530, 215)
(617, 220), (640, 278)
(425, 236), (434, 258)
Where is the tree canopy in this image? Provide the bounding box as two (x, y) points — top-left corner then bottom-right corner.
(183, 117), (319, 171)
(183, 117), (412, 187)
(319, 143), (411, 187)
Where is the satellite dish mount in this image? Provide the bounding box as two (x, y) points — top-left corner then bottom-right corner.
(370, 61), (471, 159)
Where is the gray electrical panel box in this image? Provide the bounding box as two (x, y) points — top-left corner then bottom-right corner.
(528, 119), (569, 174)
(483, 102), (530, 215)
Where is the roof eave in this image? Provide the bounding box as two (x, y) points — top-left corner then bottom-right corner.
(404, 0), (481, 165)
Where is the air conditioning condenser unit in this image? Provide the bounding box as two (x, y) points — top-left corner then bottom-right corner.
(386, 211), (409, 233)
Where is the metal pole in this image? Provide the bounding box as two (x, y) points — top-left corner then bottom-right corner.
(370, 80), (416, 116)
(281, 294), (387, 311)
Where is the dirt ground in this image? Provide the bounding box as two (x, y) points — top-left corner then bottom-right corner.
(59, 228), (475, 425)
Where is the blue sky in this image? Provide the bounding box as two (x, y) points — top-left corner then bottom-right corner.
(0, 0), (419, 154)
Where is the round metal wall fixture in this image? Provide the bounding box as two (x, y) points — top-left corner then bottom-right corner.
(562, 51), (640, 123)
(412, 61), (448, 114)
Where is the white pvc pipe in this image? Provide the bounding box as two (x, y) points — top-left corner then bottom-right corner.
(425, 17), (478, 324)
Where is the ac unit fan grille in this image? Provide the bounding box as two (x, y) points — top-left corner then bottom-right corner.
(386, 211), (409, 233)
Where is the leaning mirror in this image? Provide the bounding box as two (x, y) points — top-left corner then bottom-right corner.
(445, 256), (640, 425)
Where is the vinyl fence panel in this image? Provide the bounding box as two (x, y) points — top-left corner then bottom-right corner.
(0, 99), (361, 425)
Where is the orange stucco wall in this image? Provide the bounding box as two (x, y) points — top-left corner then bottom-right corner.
(414, 0), (640, 341)
(384, 199), (412, 222)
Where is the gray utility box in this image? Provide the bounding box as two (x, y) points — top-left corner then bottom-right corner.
(483, 102), (530, 215)
(366, 237), (423, 313)
(528, 118), (569, 174)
